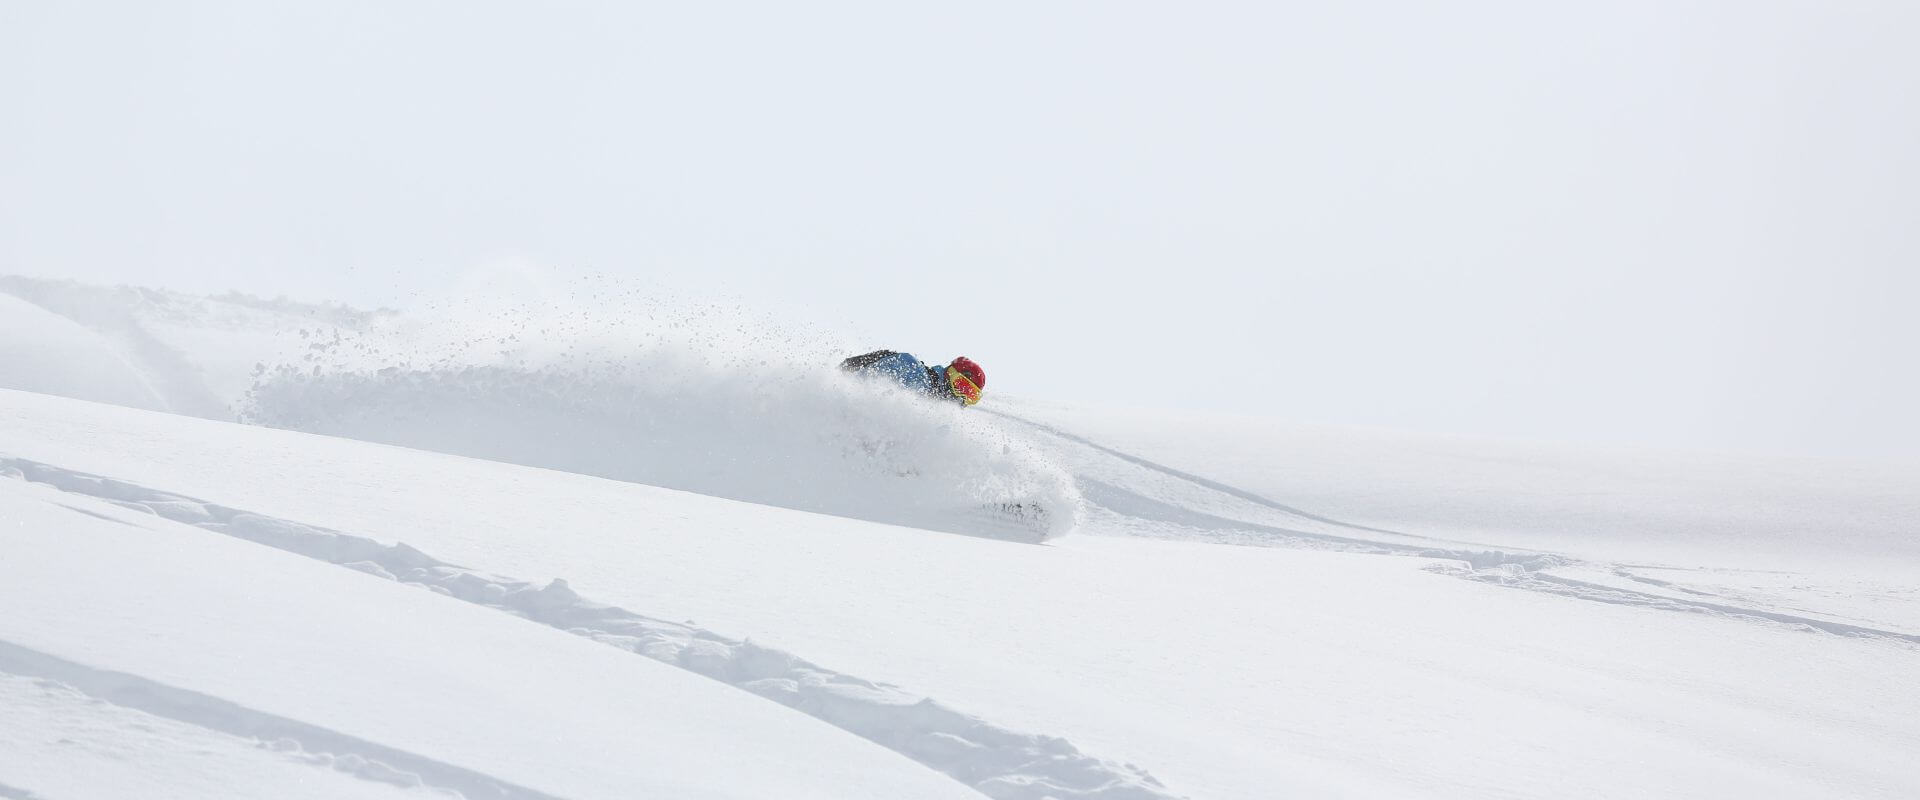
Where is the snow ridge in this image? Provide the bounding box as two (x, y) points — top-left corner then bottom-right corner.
(0, 640), (525, 799)
(2, 457), (1181, 800)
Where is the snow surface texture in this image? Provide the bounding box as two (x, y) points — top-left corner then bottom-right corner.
(1, 455), (1171, 800)
(0, 672), (433, 800)
(5, 390), (1918, 800)
(3, 277), (1919, 799)
(0, 459), (988, 800)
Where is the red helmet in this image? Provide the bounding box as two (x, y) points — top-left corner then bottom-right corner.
(946, 356), (985, 405)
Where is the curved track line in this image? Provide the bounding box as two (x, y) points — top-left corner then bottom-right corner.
(1079, 477), (1557, 570)
(4, 456), (1183, 800)
(993, 416), (1920, 647)
(0, 640), (556, 800)
(1447, 569), (1920, 645)
(987, 409), (1439, 541)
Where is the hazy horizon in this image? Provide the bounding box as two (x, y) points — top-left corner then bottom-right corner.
(5, 0), (1916, 460)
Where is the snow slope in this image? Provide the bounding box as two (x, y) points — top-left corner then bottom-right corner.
(4, 389), (1918, 800)
(3, 278), (1918, 799)
(0, 671), (430, 800)
(0, 454), (984, 800)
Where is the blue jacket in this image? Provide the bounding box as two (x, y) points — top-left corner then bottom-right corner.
(841, 350), (935, 393)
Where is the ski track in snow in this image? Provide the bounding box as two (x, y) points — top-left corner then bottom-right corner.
(1446, 569), (1920, 644)
(986, 409), (1433, 541)
(997, 414), (1920, 647)
(1078, 477), (1555, 566)
(1, 456), (1183, 800)
(0, 643), (495, 799)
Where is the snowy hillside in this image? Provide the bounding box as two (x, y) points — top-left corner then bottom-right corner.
(2, 277), (1918, 799)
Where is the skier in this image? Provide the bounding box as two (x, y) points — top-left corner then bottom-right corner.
(840, 350), (986, 407)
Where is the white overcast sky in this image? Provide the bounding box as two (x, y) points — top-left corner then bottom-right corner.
(3, 1), (1916, 460)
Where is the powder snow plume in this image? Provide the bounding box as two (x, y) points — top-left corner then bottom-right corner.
(236, 275), (1080, 540)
